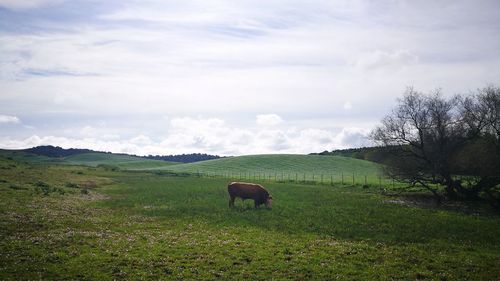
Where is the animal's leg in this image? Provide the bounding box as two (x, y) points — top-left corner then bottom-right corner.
(229, 196), (235, 207)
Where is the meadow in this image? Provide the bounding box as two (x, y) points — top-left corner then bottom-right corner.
(1, 152), (500, 280)
(0, 150), (177, 170)
(143, 154), (391, 187)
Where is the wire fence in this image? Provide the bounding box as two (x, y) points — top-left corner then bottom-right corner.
(190, 170), (403, 188)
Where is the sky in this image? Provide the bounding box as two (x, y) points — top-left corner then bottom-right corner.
(1, 0), (500, 156)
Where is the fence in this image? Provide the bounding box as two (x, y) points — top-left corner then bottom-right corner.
(189, 170), (402, 188)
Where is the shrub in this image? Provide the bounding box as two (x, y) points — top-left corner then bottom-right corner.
(33, 181), (65, 196)
(65, 182), (79, 188)
(97, 164), (120, 171)
(9, 184), (26, 190)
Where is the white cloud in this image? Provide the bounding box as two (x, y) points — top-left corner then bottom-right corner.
(0, 0), (63, 10)
(356, 50), (419, 70)
(130, 135), (152, 146)
(0, 116), (371, 155)
(334, 127), (371, 148)
(343, 101), (352, 110)
(256, 114), (283, 126)
(0, 115), (20, 124)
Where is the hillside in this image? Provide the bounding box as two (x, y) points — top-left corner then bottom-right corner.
(22, 145), (221, 163)
(0, 149), (61, 164)
(0, 149), (179, 170)
(145, 154), (383, 184)
(0, 149), (384, 184)
(63, 152), (179, 169)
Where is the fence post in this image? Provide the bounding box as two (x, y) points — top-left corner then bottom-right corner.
(352, 173), (355, 185)
(364, 175), (367, 185)
(303, 173), (306, 183)
(330, 175), (333, 186)
(341, 173), (344, 185)
(321, 174), (323, 184)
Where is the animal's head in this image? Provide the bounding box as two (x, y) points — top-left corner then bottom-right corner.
(265, 195), (273, 208)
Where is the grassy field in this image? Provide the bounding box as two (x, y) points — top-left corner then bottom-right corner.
(145, 154), (386, 186)
(0, 150), (178, 170)
(63, 152), (178, 169)
(0, 149), (61, 164)
(1, 153), (500, 280)
(0, 149), (389, 185)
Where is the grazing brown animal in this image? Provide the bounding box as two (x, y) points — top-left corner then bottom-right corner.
(228, 182), (273, 208)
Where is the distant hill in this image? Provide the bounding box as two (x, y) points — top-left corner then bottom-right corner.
(1, 146), (386, 184)
(0, 148), (179, 170)
(63, 152), (179, 169)
(22, 145), (222, 163)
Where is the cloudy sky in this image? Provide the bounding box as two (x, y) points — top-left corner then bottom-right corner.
(1, 0), (500, 156)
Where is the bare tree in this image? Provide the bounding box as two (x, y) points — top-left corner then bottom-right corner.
(372, 86), (500, 205)
(457, 86), (500, 205)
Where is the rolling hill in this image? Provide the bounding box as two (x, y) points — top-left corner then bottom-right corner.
(0, 150), (179, 170)
(0, 149), (61, 164)
(144, 154), (383, 184)
(62, 152), (178, 169)
(0, 149), (385, 184)
(23, 145), (221, 163)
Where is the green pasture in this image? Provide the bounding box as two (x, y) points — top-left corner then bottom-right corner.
(0, 149), (61, 164)
(63, 152), (178, 169)
(145, 154), (391, 186)
(1, 154), (499, 280)
(0, 149), (391, 186)
(0, 150), (178, 170)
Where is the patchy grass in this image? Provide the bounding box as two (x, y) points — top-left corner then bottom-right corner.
(1, 155), (499, 280)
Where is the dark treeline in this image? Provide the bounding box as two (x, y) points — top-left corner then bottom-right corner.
(23, 145), (222, 163)
(144, 154), (222, 163)
(25, 145), (94, 158)
(311, 147), (392, 164)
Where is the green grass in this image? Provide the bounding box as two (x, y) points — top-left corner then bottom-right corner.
(0, 149), (179, 170)
(0, 149), (62, 164)
(63, 152), (179, 169)
(145, 154), (385, 185)
(1, 154), (499, 280)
